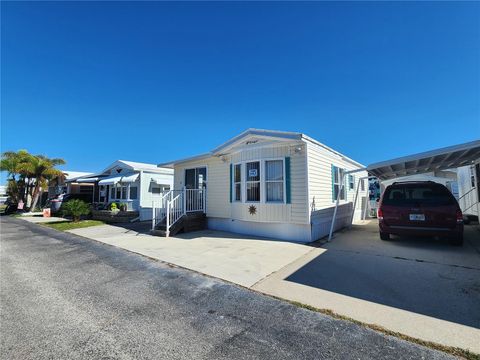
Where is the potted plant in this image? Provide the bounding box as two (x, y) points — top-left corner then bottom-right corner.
(119, 202), (127, 212)
(110, 202), (119, 214)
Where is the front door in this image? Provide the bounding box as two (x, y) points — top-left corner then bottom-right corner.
(184, 167), (207, 211)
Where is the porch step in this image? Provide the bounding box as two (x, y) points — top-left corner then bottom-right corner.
(151, 212), (206, 237)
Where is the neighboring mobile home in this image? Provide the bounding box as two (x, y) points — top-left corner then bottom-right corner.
(48, 171), (94, 199)
(67, 160), (173, 221)
(158, 129), (368, 242)
(457, 162), (480, 220)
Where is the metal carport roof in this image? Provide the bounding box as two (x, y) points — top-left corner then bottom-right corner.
(367, 140), (480, 180)
(328, 139), (480, 241)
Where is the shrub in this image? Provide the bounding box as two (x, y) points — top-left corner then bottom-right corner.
(61, 199), (90, 222)
(110, 202), (118, 211)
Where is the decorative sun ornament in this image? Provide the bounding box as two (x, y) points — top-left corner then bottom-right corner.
(248, 205), (257, 215)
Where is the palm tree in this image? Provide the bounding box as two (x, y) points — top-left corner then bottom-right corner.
(1, 150), (66, 209)
(0, 150), (32, 203)
(20, 155), (66, 210)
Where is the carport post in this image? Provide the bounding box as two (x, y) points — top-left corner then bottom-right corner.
(328, 172), (345, 242)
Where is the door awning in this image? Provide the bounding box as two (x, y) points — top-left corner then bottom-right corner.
(367, 140), (480, 180)
(98, 173), (139, 186)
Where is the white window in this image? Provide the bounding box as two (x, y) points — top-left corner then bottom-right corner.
(348, 175), (355, 190)
(246, 161), (260, 202)
(332, 165), (345, 200)
(129, 186), (138, 200)
(110, 184), (131, 200)
(360, 179), (365, 191)
(233, 164), (242, 202)
(265, 160), (284, 202)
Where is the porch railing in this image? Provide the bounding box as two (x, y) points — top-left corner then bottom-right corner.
(152, 188), (206, 236)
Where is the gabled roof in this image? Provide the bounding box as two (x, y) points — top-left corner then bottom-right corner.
(158, 128), (364, 168)
(101, 160), (173, 175)
(62, 171), (93, 181)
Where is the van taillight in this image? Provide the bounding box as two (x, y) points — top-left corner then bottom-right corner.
(456, 209), (463, 223)
(377, 208), (384, 220)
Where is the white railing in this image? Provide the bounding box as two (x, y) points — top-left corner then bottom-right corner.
(152, 191), (172, 230)
(152, 188), (206, 236)
(166, 193), (184, 237)
(185, 188), (206, 213)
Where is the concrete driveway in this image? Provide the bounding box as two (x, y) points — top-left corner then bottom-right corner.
(68, 223), (312, 288)
(254, 221), (480, 353)
(66, 219), (480, 352)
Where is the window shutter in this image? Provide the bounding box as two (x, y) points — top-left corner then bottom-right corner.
(331, 165), (336, 202)
(285, 157), (291, 204)
(345, 171), (348, 199)
(229, 164), (233, 203)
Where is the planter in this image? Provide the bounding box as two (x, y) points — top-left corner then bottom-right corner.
(91, 209), (139, 223)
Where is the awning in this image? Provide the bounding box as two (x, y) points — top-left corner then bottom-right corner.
(367, 140), (480, 180)
(74, 177), (101, 183)
(150, 177), (168, 185)
(98, 173), (139, 186)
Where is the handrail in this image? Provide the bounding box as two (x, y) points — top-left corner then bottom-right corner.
(152, 188), (206, 236)
(166, 193), (184, 237)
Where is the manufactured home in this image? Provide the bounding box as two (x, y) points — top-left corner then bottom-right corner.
(156, 129), (368, 242)
(66, 160), (173, 221)
(457, 162), (480, 220)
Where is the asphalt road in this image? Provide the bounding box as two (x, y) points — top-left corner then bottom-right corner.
(0, 217), (454, 360)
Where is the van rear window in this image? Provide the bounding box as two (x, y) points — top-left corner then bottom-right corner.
(382, 185), (455, 206)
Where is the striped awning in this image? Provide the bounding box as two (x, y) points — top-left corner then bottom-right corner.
(98, 173), (139, 186)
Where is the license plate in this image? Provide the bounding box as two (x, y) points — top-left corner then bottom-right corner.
(409, 214), (425, 221)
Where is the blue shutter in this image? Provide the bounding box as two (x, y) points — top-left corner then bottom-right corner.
(331, 165), (336, 202)
(285, 157), (291, 204)
(229, 164), (233, 203)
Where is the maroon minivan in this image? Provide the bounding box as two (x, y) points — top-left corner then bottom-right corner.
(378, 181), (463, 246)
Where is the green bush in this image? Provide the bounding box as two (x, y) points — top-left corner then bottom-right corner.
(110, 202), (118, 211)
(61, 199), (90, 222)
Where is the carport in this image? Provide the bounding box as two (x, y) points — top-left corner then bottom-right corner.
(329, 140), (480, 240)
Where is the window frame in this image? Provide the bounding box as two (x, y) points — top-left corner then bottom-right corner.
(265, 159), (285, 203)
(348, 174), (355, 190)
(109, 183), (137, 201)
(231, 158), (287, 205)
(245, 161), (261, 203)
(332, 165), (346, 201)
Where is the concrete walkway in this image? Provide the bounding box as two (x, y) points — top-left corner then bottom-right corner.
(67, 224), (312, 288)
(17, 215), (69, 224)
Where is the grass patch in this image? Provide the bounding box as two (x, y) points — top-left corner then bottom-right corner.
(285, 300), (479, 360)
(42, 220), (105, 231)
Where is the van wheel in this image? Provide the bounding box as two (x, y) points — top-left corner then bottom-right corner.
(380, 232), (390, 241)
(450, 234), (463, 246)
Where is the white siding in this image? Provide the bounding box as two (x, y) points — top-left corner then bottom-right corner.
(139, 171), (174, 221)
(173, 142), (309, 225)
(174, 156), (229, 219)
(306, 141), (368, 238)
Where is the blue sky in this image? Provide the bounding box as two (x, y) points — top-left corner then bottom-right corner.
(1, 1), (479, 181)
